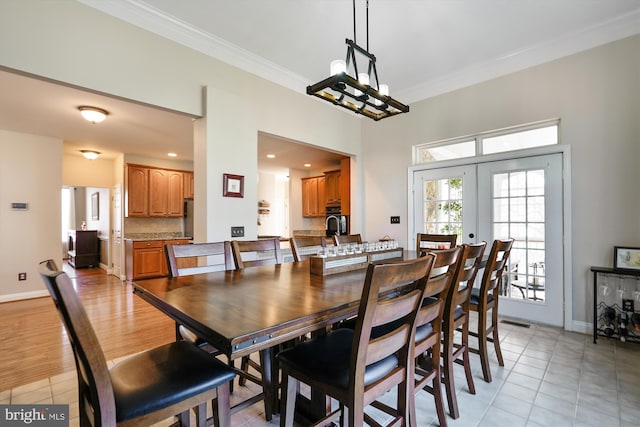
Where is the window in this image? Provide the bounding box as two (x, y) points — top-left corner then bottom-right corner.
(414, 120), (559, 164)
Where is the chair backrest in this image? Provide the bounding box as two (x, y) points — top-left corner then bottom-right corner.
(165, 241), (234, 277)
(445, 242), (487, 318)
(334, 234), (362, 246)
(231, 238), (283, 269)
(39, 260), (116, 425)
(416, 233), (458, 255)
(350, 254), (436, 398)
(414, 247), (462, 352)
(478, 238), (515, 303)
(290, 236), (327, 262)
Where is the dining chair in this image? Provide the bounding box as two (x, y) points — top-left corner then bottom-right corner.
(441, 242), (486, 419)
(413, 246), (461, 427)
(416, 233), (458, 256)
(38, 259), (235, 427)
(468, 238), (514, 383)
(333, 233), (362, 245)
(290, 236), (327, 262)
(277, 254), (436, 427)
(165, 241), (235, 277)
(231, 238), (283, 269)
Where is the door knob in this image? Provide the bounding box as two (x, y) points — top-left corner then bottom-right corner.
(468, 233), (475, 238)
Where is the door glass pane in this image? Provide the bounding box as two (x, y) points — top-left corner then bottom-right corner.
(422, 177), (463, 236)
(417, 140), (475, 163)
(483, 125), (558, 155)
(493, 169), (547, 303)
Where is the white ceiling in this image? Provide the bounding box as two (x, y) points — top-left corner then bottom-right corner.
(1, 1), (638, 171)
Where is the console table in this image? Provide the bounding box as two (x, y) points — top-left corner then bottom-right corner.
(591, 266), (640, 344)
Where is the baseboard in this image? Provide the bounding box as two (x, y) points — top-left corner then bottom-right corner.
(0, 290), (49, 303)
(571, 320), (592, 334)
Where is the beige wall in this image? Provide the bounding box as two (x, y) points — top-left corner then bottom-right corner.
(0, 130), (62, 301)
(362, 34), (640, 327)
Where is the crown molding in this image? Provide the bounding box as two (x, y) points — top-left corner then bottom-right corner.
(81, 1), (639, 105)
(397, 9), (640, 104)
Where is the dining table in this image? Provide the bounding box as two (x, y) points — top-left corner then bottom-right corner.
(132, 250), (420, 421)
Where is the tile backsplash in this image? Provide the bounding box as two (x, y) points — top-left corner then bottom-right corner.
(124, 217), (183, 235)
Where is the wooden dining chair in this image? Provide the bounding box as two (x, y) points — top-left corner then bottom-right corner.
(39, 259), (235, 427)
(468, 238), (514, 383)
(416, 233), (458, 256)
(277, 254), (436, 427)
(290, 236), (326, 262)
(165, 241), (235, 277)
(231, 238), (283, 269)
(333, 233), (362, 245)
(441, 242), (486, 419)
(412, 246), (462, 427)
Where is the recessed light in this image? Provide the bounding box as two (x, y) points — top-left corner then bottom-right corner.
(304, 163), (311, 167)
(266, 154), (276, 158)
(168, 153), (177, 157)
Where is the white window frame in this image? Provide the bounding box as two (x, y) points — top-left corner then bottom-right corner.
(413, 118), (560, 165)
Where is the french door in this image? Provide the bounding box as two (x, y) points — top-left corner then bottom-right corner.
(412, 153), (564, 326)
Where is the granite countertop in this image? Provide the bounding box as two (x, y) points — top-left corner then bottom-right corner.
(124, 232), (193, 241)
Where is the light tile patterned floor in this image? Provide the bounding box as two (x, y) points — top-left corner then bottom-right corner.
(2, 314), (639, 426)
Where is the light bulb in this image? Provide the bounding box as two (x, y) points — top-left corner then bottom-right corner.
(330, 60), (346, 75)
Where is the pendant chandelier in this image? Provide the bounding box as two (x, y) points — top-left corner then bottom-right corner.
(306, 0), (409, 121)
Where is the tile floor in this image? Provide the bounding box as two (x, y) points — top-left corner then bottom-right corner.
(2, 314), (639, 426)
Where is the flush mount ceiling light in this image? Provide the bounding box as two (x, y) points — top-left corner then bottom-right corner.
(78, 106), (108, 124)
(81, 150), (100, 160)
(306, 0), (409, 121)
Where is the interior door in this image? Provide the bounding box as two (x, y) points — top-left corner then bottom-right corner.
(412, 165), (477, 250)
(111, 184), (122, 279)
(477, 153), (564, 326)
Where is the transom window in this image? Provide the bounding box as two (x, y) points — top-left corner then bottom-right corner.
(414, 120), (559, 164)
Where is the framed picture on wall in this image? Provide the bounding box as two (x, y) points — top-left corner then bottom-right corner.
(223, 173), (244, 198)
(614, 246), (640, 270)
(91, 192), (99, 220)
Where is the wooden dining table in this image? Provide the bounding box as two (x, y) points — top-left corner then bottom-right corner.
(132, 250), (420, 421)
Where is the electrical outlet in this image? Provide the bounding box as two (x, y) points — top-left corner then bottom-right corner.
(18, 272), (27, 281)
(390, 216), (400, 224)
(231, 226), (245, 237)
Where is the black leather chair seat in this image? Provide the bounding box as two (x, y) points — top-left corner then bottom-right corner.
(110, 340), (236, 422)
(470, 288), (493, 306)
(276, 328), (398, 390)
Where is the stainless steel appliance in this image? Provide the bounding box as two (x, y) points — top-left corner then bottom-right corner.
(325, 206), (348, 237)
(183, 198), (194, 238)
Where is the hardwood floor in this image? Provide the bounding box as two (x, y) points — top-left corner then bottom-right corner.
(0, 263), (174, 391)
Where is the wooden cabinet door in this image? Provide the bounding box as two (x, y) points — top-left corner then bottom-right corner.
(126, 166), (148, 217)
(302, 178), (312, 217)
(318, 176), (326, 216)
(132, 241), (165, 279)
(183, 172), (194, 199)
(149, 169), (169, 216)
(325, 170), (341, 206)
(167, 171), (184, 217)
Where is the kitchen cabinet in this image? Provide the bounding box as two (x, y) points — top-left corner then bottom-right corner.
(302, 176), (325, 217)
(149, 168), (184, 217)
(126, 164), (185, 217)
(324, 170), (341, 206)
(68, 230), (99, 268)
(183, 171), (194, 199)
(340, 158), (350, 215)
(126, 165), (149, 217)
(125, 239), (190, 281)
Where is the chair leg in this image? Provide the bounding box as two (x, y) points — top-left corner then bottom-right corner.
(212, 381), (231, 427)
(461, 319), (476, 395)
(177, 410), (191, 427)
(442, 334), (459, 419)
(491, 305), (504, 367)
(279, 373), (297, 427)
(432, 365), (448, 427)
(477, 307), (492, 383)
(239, 355), (249, 386)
